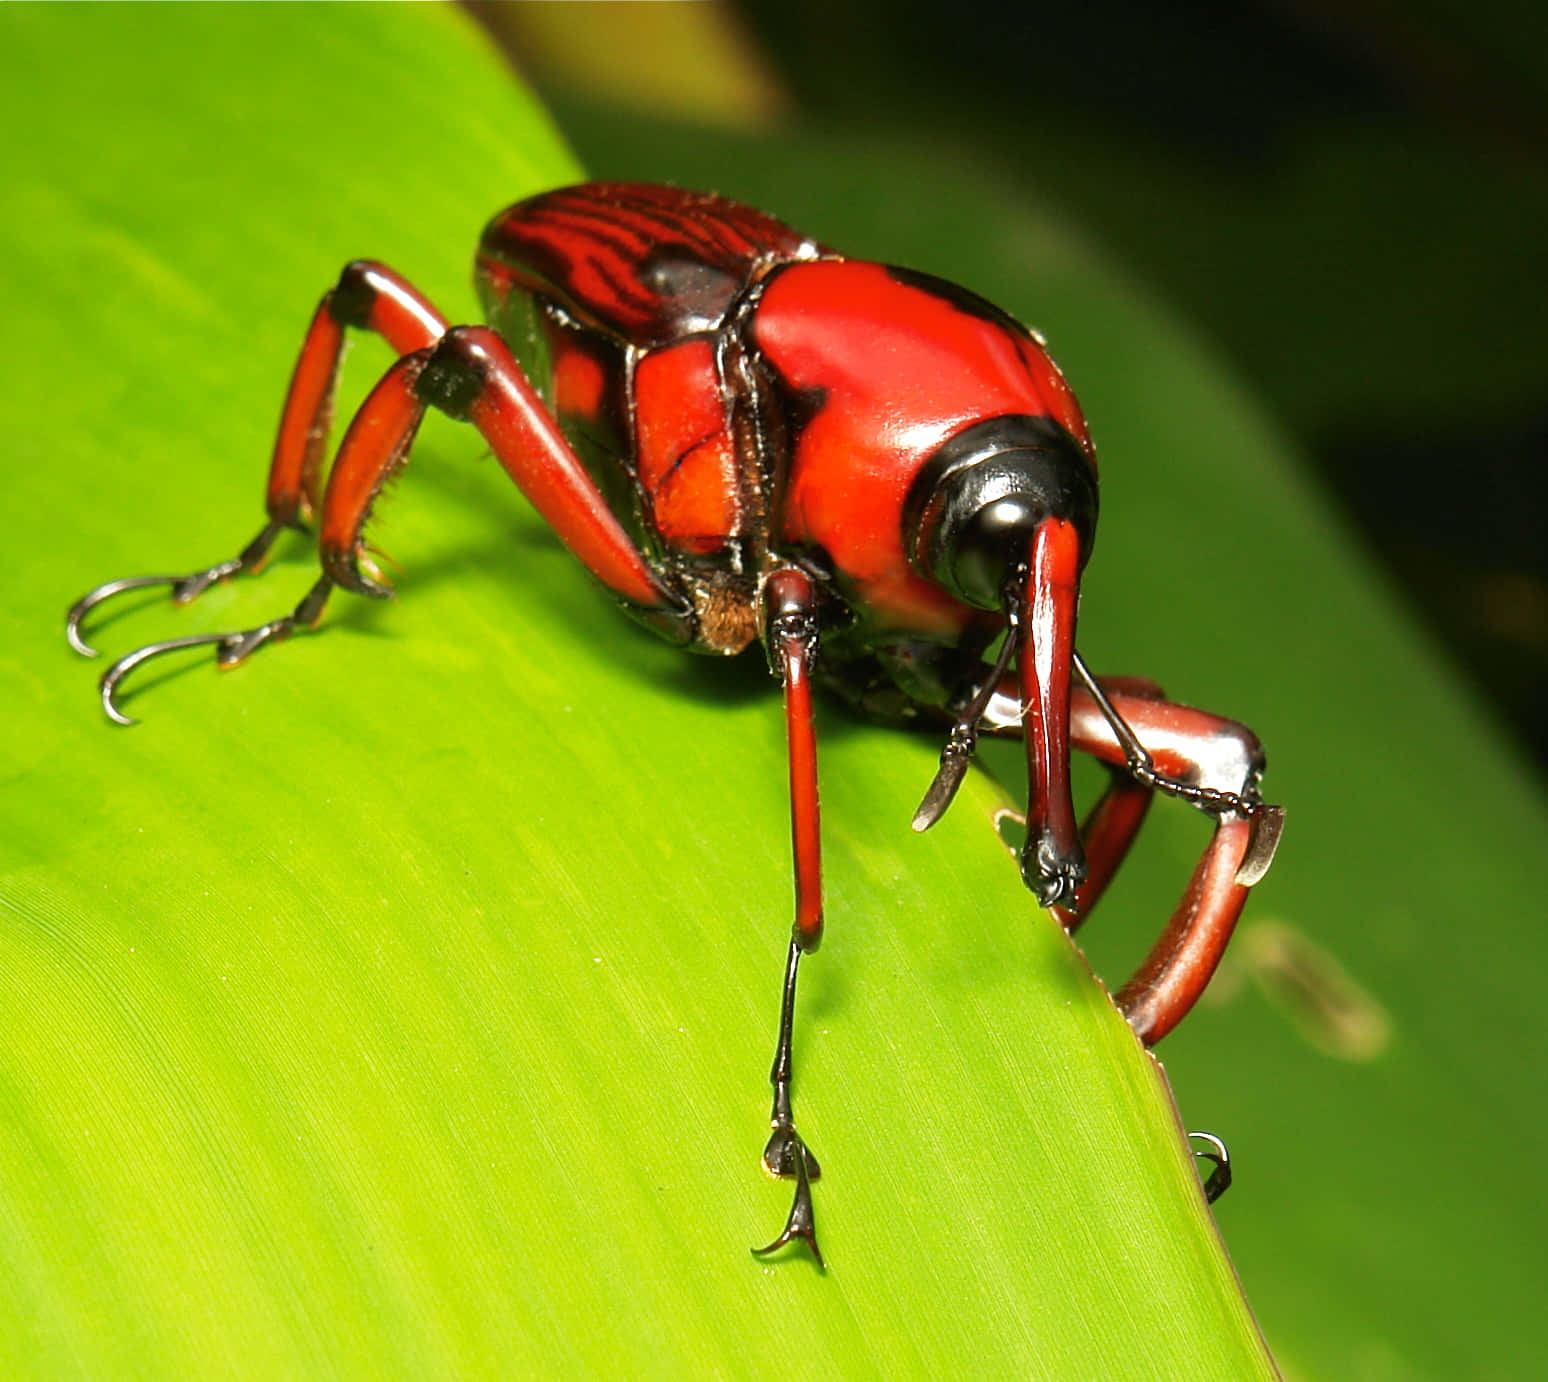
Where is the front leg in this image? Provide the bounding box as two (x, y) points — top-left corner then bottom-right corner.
(750, 566), (827, 1268)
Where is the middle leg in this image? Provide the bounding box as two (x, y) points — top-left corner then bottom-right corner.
(751, 566), (827, 1268)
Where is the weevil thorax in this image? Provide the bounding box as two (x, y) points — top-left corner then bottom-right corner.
(751, 260), (1097, 643)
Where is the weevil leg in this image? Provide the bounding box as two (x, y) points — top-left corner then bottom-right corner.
(66, 517), (292, 658)
(981, 666), (1281, 1040)
(1113, 813), (1260, 1044)
(341, 326), (692, 629)
(1188, 1131), (1232, 1203)
(81, 328), (447, 721)
(1064, 680), (1263, 1202)
(976, 668), (1273, 1198)
(73, 268), (696, 723)
(97, 576), (334, 726)
(66, 263), (451, 660)
(1065, 680), (1281, 1044)
(751, 566), (826, 1268)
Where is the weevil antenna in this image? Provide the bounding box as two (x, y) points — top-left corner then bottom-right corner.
(911, 584), (1024, 832)
(1069, 648), (1280, 855)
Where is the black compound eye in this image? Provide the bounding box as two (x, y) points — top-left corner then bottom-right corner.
(947, 493), (1048, 609)
(903, 415), (1097, 609)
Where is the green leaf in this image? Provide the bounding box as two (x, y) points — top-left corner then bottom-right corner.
(3, 6), (1288, 1378)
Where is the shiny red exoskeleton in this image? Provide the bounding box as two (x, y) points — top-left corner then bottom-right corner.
(69, 183), (1282, 1266)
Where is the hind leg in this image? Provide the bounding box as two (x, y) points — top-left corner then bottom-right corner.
(68, 267), (694, 724)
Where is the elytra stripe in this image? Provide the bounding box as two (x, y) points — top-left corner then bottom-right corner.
(479, 183), (814, 346)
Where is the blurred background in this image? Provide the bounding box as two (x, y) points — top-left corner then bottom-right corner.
(476, 0), (1548, 772)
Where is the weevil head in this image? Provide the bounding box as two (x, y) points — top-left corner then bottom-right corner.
(903, 414), (1097, 908)
(904, 414), (1097, 612)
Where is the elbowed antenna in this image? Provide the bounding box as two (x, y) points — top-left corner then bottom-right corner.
(1066, 648), (1285, 883)
(911, 587), (1023, 832)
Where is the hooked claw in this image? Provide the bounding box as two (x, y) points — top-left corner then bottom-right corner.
(68, 574), (198, 658)
(1188, 1130), (1232, 1204)
(73, 573), (333, 726)
(65, 518), (289, 660)
(96, 632), (241, 726)
(752, 1125), (825, 1269)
